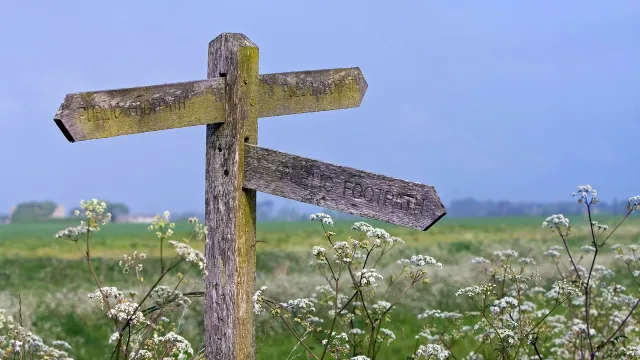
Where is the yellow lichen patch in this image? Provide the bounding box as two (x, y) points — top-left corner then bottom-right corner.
(66, 82), (226, 141)
(73, 90), (224, 140)
(257, 69), (366, 118)
(234, 44), (259, 359)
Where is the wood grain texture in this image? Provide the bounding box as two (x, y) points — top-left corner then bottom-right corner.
(204, 33), (258, 360)
(257, 67), (367, 118)
(54, 79), (226, 142)
(55, 68), (367, 142)
(243, 144), (447, 231)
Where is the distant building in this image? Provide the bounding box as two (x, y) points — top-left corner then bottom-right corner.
(5, 206), (16, 224)
(116, 214), (156, 224)
(51, 205), (65, 219)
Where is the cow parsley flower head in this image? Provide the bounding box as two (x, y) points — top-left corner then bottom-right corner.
(321, 332), (350, 356)
(253, 286), (268, 314)
(357, 268), (383, 287)
(551, 279), (583, 298)
(623, 346), (640, 357)
(456, 284), (494, 297)
(544, 245), (563, 258)
(378, 328), (396, 344)
(119, 251), (146, 273)
(350, 356), (370, 360)
(371, 301), (392, 316)
(80, 198), (109, 217)
(414, 344), (450, 359)
(312, 246), (327, 260)
(628, 195), (640, 211)
(590, 221), (609, 231)
(581, 245), (596, 254)
(152, 332), (194, 358)
(493, 250), (518, 260)
(54, 225), (88, 241)
(518, 257), (536, 265)
(572, 185), (598, 204)
(309, 213), (333, 226)
(387, 236), (405, 245)
(106, 301), (146, 326)
(169, 241), (206, 274)
(366, 228), (390, 240)
(332, 241), (353, 263)
(398, 254), (442, 268)
(418, 309), (463, 320)
(494, 296), (519, 309)
(132, 350), (153, 359)
(351, 222), (374, 233)
(79, 199), (112, 229)
(88, 287), (124, 309)
(149, 286), (191, 309)
(542, 214), (570, 230)
(280, 297), (317, 313)
(471, 257), (490, 265)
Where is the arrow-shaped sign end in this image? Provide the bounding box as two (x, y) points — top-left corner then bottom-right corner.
(54, 100), (76, 143)
(353, 67), (368, 107)
(421, 211), (447, 231)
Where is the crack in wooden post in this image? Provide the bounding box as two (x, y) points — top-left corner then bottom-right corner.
(205, 33), (259, 360)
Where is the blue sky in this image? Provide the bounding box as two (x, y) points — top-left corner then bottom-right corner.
(0, 1), (638, 214)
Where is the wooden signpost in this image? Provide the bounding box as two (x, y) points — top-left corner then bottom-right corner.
(53, 33), (447, 360)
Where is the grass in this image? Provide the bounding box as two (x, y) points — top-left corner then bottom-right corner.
(0, 214), (639, 359)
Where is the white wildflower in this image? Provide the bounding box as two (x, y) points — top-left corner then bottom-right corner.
(471, 257), (490, 265)
(494, 250), (518, 260)
(378, 328), (396, 343)
(169, 240), (206, 273)
(366, 228), (390, 240)
(309, 213), (333, 226)
(312, 246), (326, 260)
(54, 225), (88, 240)
(107, 301), (146, 326)
(572, 185), (598, 204)
(152, 331), (194, 357)
(398, 254), (442, 268)
(351, 222), (374, 232)
(253, 286), (268, 314)
(628, 195), (640, 211)
(456, 286), (486, 297)
(414, 344), (450, 359)
(542, 214), (570, 229)
(88, 287), (124, 309)
(357, 268), (383, 287)
(518, 257), (536, 265)
(581, 245), (596, 253)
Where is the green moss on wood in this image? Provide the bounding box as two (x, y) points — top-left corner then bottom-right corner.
(257, 69), (366, 118)
(234, 44), (260, 359)
(73, 89), (225, 141)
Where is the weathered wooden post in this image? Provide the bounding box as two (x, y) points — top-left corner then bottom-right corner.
(53, 32), (447, 360)
(205, 33), (259, 360)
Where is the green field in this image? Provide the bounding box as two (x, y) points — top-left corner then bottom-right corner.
(0, 214), (639, 359)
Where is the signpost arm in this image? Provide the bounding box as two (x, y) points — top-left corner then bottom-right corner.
(205, 33), (259, 360)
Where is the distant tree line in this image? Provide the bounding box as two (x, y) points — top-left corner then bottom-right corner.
(257, 198), (635, 221)
(1, 197), (634, 224)
(8, 201), (59, 223)
(446, 198), (632, 217)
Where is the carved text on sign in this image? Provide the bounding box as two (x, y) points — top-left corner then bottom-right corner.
(279, 163), (434, 216)
(282, 77), (360, 98)
(78, 96), (189, 123)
